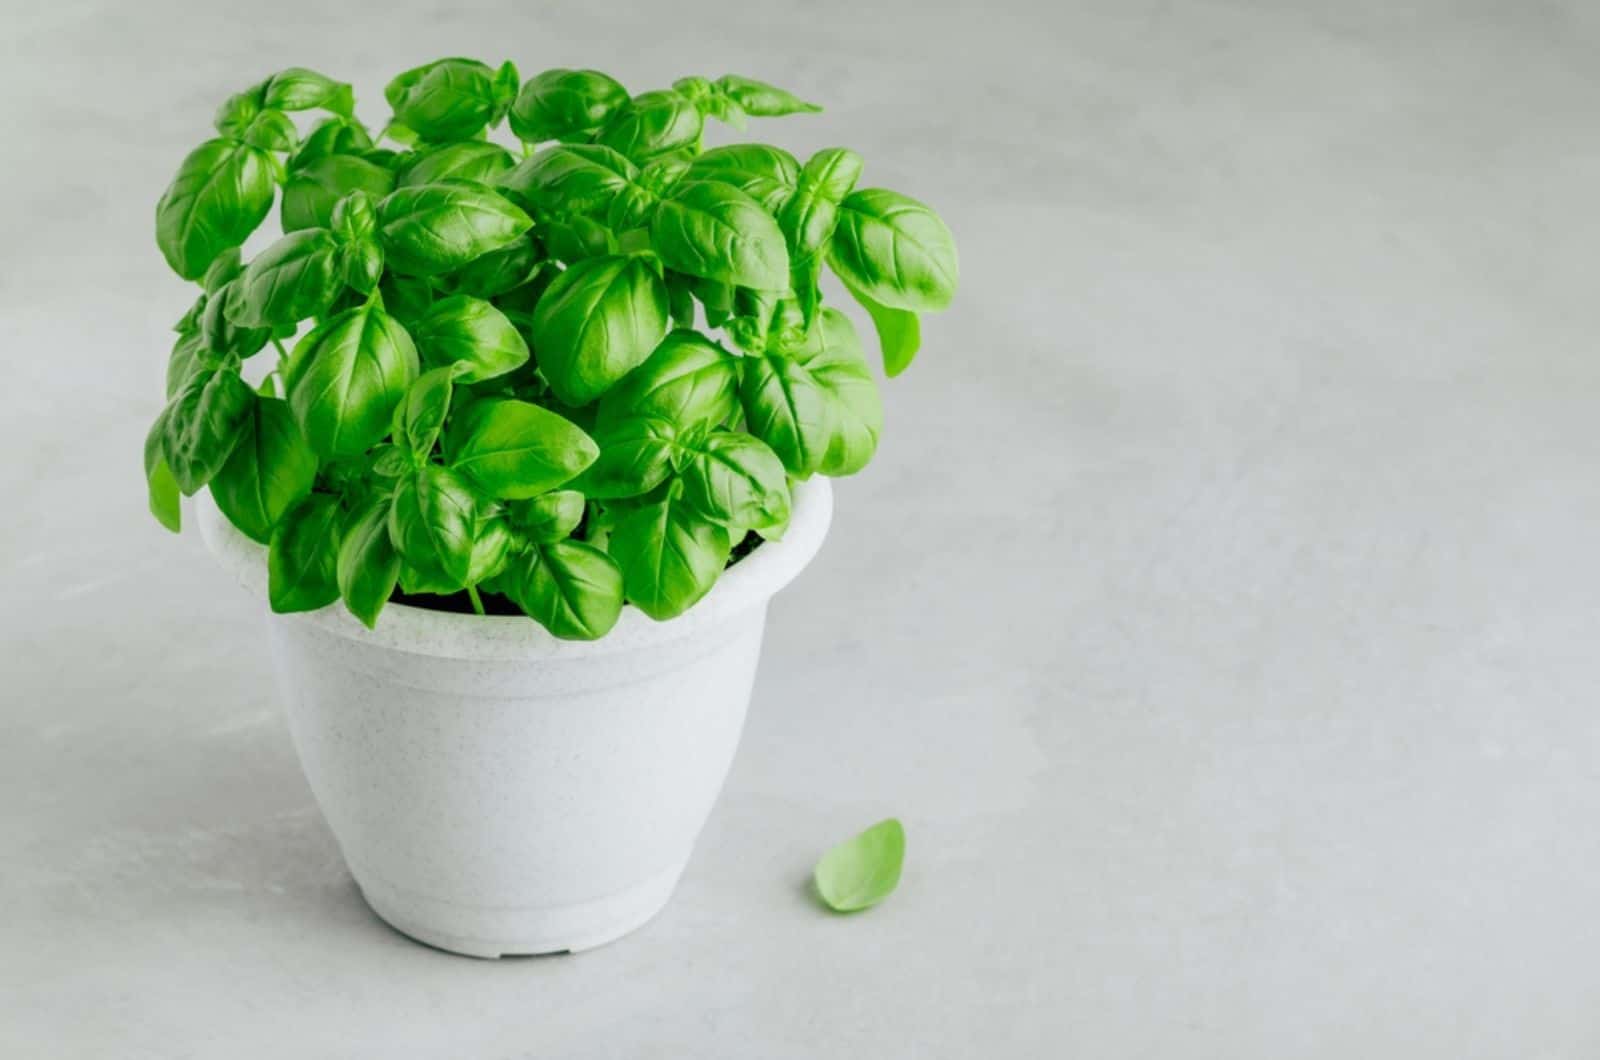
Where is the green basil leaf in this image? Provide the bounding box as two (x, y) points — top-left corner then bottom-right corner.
(680, 431), (790, 531)
(338, 239), (385, 295)
(447, 398), (598, 499)
(378, 183), (532, 276)
(162, 361), (256, 494)
(498, 143), (639, 216)
(199, 279), (270, 357)
(144, 413), (182, 533)
(166, 330), (210, 398)
(530, 255), (670, 406)
(399, 141), (516, 187)
(509, 68), (630, 144)
(287, 304), (419, 457)
(337, 498), (401, 628)
(713, 75), (822, 117)
(595, 330), (739, 432)
(289, 118), (373, 171)
(392, 365), (456, 456)
(779, 147), (862, 266)
(411, 294), (529, 382)
(505, 541), (624, 640)
(269, 493), (342, 612)
(226, 229), (343, 327)
(651, 180), (790, 291)
(569, 416), (677, 500)
(739, 308), (882, 476)
(813, 818), (904, 913)
(385, 58), (505, 142)
(682, 144), (799, 212)
(378, 273), (437, 326)
(209, 396), (319, 543)
(329, 191), (377, 244)
(213, 90), (263, 141)
(608, 485), (732, 621)
(389, 464), (481, 587)
(843, 275), (920, 376)
(508, 489), (585, 543)
(539, 215), (617, 264)
(262, 67), (355, 118)
(444, 237), (540, 299)
(595, 90), (703, 163)
(469, 511), (515, 585)
(156, 139), (277, 279)
(239, 109), (297, 153)
(282, 154), (397, 233)
(202, 247), (245, 295)
(826, 188), (958, 313)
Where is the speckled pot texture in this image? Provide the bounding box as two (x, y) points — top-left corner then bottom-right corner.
(197, 478), (833, 958)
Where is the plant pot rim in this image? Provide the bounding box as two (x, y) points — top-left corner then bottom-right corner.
(196, 477), (834, 662)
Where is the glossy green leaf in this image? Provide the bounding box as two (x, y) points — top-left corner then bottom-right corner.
(608, 484), (732, 620)
(156, 139), (276, 280)
(714, 75), (822, 117)
(739, 308), (882, 476)
(813, 818), (904, 913)
(447, 398), (598, 499)
(826, 189), (958, 313)
(268, 493), (342, 613)
(378, 183), (532, 276)
(399, 141), (516, 187)
(504, 541), (625, 640)
(510, 68), (630, 143)
(595, 330), (739, 431)
(444, 237), (540, 299)
(530, 255), (670, 406)
(779, 147), (862, 264)
(337, 498), (401, 628)
(385, 58), (508, 142)
(569, 416), (677, 500)
(843, 276), (920, 376)
(166, 331), (210, 399)
(199, 280), (270, 357)
(282, 155), (397, 233)
(651, 180), (790, 291)
(392, 365), (456, 456)
(682, 144), (799, 212)
(410, 294), (529, 382)
(498, 143), (639, 216)
(389, 464), (480, 588)
(289, 118), (373, 171)
(287, 305), (419, 457)
(209, 396), (319, 543)
(226, 229), (343, 327)
(144, 413), (181, 533)
(162, 361), (256, 494)
(508, 489), (585, 543)
(262, 67), (355, 118)
(595, 89), (704, 163)
(680, 431), (791, 530)
(238, 109), (297, 153)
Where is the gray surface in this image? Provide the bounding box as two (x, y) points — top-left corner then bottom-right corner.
(4, 0), (1599, 1055)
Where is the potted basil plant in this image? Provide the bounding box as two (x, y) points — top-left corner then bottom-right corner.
(145, 60), (957, 957)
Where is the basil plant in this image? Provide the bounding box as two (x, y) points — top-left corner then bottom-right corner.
(145, 61), (958, 640)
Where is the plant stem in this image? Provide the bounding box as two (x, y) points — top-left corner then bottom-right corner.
(272, 338), (289, 362)
(466, 585), (486, 616)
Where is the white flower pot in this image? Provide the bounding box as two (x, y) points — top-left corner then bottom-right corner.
(196, 478), (832, 958)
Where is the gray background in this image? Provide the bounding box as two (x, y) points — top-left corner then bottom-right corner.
(4, 0), (1599, 1055)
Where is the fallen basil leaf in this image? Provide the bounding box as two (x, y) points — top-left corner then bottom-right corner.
(813, 818), (904, 913)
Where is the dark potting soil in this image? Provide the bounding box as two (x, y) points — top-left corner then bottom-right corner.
(393, 533), (767, 617)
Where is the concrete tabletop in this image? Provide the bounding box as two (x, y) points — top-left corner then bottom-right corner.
(5, 0), (1599, 1055)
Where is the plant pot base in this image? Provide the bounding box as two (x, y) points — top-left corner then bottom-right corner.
(355, 860), (688, 959)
